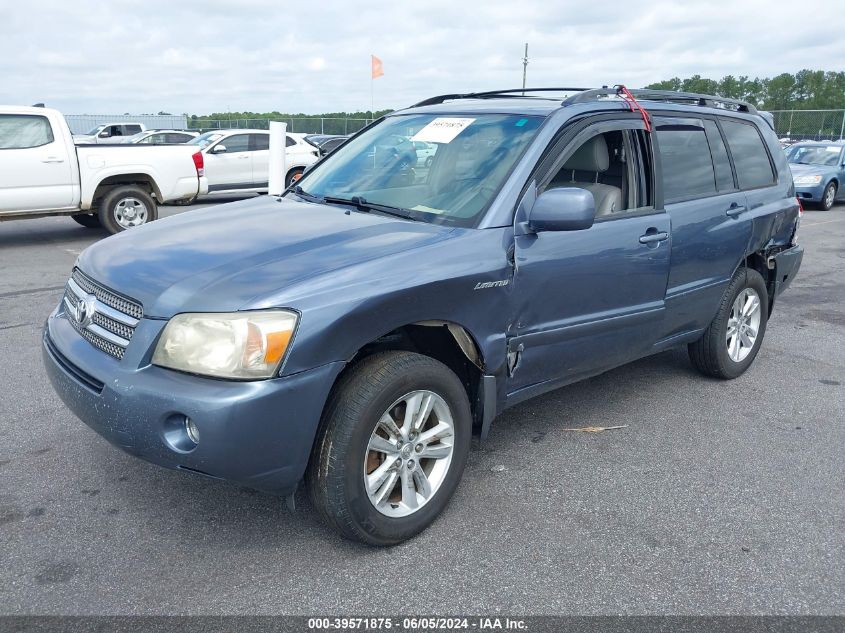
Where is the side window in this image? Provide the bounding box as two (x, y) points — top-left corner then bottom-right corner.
(544, 127), (652, 218)
(0, 114), (55, 149)
(170, 133), (191, 143)
(251, 134), (270, 151)
(720, 120), (775, 189)
(124, 125), (142, 135)
(703, 120), (735, 191)
(110, 126), (123, 137)
(655, 124), (716, 202)
(285, 136), (296, 147)
(218, 134), (250, 153)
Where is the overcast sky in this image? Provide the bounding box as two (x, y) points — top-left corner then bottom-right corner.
(2, 0), (843, 116)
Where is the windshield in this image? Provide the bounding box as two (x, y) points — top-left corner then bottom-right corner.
(189, 132), (224, 149)
(84, 125), (105, 136)
(786, 144), (843, 166)
(291, 113), (543, 227)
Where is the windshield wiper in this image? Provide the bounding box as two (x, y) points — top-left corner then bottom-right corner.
(321, 195), (418, 221)
(290, 185), (322, 202)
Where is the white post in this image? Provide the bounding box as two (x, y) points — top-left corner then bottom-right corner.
(268, 121), (287, 196)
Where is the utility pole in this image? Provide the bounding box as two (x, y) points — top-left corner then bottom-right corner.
(521, 43), (529, 95)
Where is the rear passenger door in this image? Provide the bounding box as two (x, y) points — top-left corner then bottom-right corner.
(249, 133), (270, 187)
(654, 117), (751, 338)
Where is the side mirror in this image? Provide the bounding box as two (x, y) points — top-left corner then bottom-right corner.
(98, 130), (110, 138)
(528, 187), (596, 232)
(211, 144), (227, 154)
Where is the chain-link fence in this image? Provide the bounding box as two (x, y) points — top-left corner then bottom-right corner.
(187, 117), (373, 135)
(769, 109), (845, 141)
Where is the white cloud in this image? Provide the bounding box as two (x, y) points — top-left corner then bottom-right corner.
(0, 0), (842, 115)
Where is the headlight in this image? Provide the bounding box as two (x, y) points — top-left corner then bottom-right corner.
(793, 175), (822, 185)
(152, 310), (298, 379)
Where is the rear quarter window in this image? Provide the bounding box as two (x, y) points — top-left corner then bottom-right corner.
(721, 120), (775, 189)
(655, 124), (716, 202)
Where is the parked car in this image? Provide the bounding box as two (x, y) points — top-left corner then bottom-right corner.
(785, 141), (845, 210)
(72, 122), (146, 144)
(412, 140), (437, 167)
(43, 87), (803, 545)
(122, 130), (199, 144)
(0, 105), (207, 233)
(188, 129), (319, 194)
(305, 134), (349, 156)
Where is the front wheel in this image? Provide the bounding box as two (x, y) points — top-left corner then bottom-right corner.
(98, 185), (158, 234)
(688, 267), (769, 379)
(820, 182), (837, 210)
(307, 352), (471, 545)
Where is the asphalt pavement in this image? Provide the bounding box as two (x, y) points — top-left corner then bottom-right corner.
(0, 198), (842, 615)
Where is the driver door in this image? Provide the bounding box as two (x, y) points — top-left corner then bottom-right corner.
(204, 134), (253, 190)
(508, 120), (672, 397)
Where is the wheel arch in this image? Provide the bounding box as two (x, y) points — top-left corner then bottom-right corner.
(91, 174), (162, 210)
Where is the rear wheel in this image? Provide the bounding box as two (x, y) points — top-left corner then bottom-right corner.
(71, 214), (101, 229)
(820, 182), (837, 210)
(285, 168), (304, 188)
(98, 185), (158, 234)
(688, 268), (769, 379)
(307, 351), (471, 545)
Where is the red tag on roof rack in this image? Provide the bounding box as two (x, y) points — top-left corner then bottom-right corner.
(615, 85), (652, 133)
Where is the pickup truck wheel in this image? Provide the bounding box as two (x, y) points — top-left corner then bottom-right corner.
(688, 268), (768, 379)
(819, 182), (837, 210)
(307, 351), (471, 545)
(98, 186), (157, 234)
(71, 214), (101, 228)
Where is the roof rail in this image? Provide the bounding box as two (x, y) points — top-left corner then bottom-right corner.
(563, 88), (758, 114)
(412, 87), (590, 108)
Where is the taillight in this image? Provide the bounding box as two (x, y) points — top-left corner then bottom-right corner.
(192, 151), (204, 177)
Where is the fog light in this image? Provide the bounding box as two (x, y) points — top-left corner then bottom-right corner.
(185, 417), (200, 444)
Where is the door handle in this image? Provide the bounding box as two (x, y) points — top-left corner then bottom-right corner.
(238, 154), (250, 159)
(639, 231), (669, 244)
(726, 203), (747, 217)
(42, 156), (64, 163)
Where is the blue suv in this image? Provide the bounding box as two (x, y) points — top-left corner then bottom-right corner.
(44, 87), (804, 545)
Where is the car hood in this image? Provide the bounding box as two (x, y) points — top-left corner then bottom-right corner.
(77, 196), (457, 317)
(788, 162), (836, 178)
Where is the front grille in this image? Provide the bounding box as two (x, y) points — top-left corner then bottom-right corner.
(63, 269), (143, 360)
(71, 268), (143, 320)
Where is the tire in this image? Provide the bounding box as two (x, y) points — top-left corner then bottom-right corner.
(71, 213), (101, 228)
(688, 267), (769, 379)
(819, 181), (837, 211)
(285, 168), (304, 188)
(98, 185), (157, 234)
(307, 351), (471, 546)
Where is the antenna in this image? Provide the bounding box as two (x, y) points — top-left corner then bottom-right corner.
(521, 44), (529, 96)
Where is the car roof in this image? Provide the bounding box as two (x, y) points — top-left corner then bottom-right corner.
(395, 88), (768, 125)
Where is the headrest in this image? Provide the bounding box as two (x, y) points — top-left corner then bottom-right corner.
(563, 135), (610, 172)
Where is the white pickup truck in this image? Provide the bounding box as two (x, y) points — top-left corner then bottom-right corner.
(0, 106), (208, 233)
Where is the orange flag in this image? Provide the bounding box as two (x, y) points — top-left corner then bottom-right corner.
(371, 55), (384, 79)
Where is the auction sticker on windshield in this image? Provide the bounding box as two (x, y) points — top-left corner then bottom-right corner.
(412, 117), (475, 144)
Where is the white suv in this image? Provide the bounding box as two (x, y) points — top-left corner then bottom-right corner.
(189, 129), (319, 195)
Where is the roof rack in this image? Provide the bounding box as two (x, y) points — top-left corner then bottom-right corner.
(412, 87), (590, 108)
(563, 88), (758, 114)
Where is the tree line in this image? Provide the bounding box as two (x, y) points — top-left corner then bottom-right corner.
(645, 70), (845, 111)
(187, 109), (394, 135)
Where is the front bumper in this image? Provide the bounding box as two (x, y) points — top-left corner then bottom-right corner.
(43, 306), (343, 495)
(793, 182), (825, 202)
